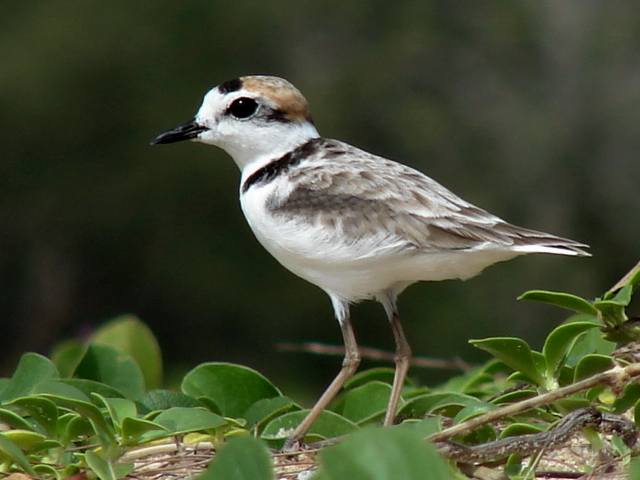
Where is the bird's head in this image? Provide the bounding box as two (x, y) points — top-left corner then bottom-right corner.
(151, 75), (319, 169)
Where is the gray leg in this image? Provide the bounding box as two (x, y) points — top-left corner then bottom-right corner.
(379, 293), (412, 426)
(284, 296), (360, 449)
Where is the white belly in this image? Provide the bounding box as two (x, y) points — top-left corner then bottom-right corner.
(240, 184), (521, 302)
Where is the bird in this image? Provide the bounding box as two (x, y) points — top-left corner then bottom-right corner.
(151, 75), (589, 448)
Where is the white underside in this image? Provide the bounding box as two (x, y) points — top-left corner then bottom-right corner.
(240, 181), (527, 302)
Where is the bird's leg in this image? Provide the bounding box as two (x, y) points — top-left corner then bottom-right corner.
(284, 301), (360, 450)
(383, 303), (412, 427)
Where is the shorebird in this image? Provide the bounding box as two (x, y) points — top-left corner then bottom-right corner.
(152, 75), (589, 448)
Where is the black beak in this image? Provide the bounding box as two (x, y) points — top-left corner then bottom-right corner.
(150, 119), (208, 145)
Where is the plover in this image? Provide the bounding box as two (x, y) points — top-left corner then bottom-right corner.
(152, 75), (589, 447)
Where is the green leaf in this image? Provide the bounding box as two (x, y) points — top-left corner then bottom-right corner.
(397, 416), (442, 436)
(565, 320), (615, 367)
(140, 390), (202, 412)
(181, 363), (281, 418)
(490, 389), (537, 405)
(317, 427), (451, 480)
(573, 354), (614, 382)
(542, 321), (599, 380)
(0, 433), (36, 474)
(470, 337), (544, 386)
(498, 422), (544, 439)
(8, 396), (59, 436)
(138, 407), (227, 442)
(62, 379), (126, 399)
(200, 436), (274, 480)
(92, 315), (163, 389)
(343, 368), (397, 389)
(91, 394), (137, 431)
(50, 340), (87, 378)
(331, 381), (392, 424)
(593, 299), (628, 326)
(40, 393), (116, 446)
(613, 383), (640, 414)
(606, 284), (633, 306)
(261, 410), (357, 444)
(0, 409), (35, 431)
(121, 417), (168, 446)
(85, 450), (118, 480)
(629, 455), (640, 479)
(244, 396), (299, 429)
(34, 380), (92, 402)
(0, 353), (59, 402)
(396, 392), (485, 419)
(75, 344), (145, 400)
(2, 430), (48, 451)
(518, 290), (598, 315)
(453, 403), (494, 423)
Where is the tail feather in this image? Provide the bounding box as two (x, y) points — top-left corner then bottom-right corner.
(494, 222), (591, 257)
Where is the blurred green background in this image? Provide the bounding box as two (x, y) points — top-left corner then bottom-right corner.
(2, 1), (638, 396)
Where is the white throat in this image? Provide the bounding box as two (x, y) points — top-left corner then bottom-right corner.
(200, 118), (320, 174)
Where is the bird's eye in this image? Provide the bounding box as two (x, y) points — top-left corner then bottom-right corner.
(227, 97), (259, 119)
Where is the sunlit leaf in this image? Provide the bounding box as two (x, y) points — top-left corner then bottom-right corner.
(2, 430), (48, 451)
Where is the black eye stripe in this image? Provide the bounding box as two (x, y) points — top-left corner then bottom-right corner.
(227, 97), (259, 119)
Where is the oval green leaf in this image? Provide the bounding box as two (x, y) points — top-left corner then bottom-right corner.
(330, 381), (392, 424)
(0, 353), (59, 402)
(261, 410), (357, 444)
(138, 407), (227, 442)
(318, 427), (451, 480)
(573, 354), (614, 382)
(92, 315), (163, 389)
(200, 436), (274, 480)
(244, 396), (299, 429)
(181, 363), (281, 418)
(74, 344), (145, 400)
